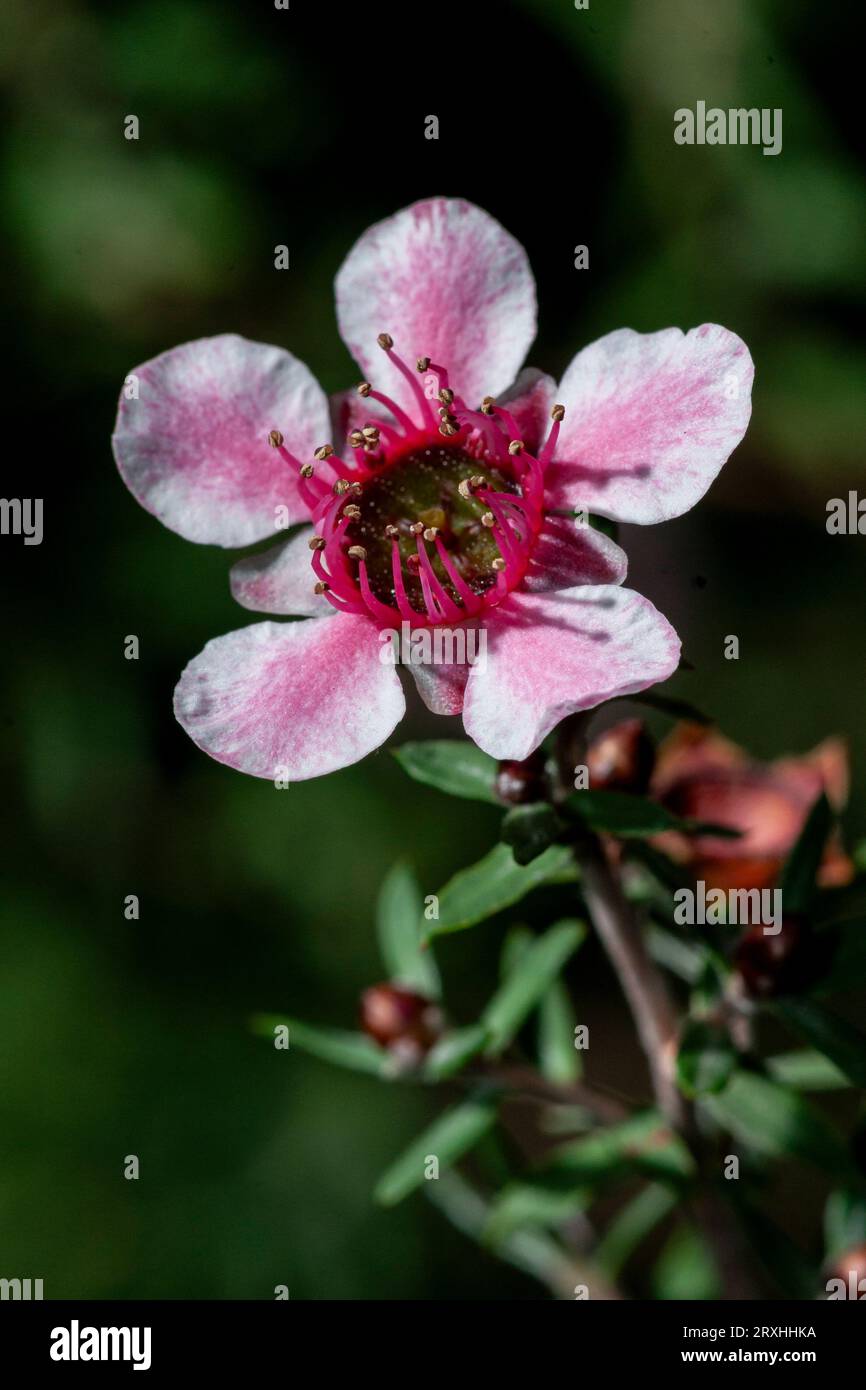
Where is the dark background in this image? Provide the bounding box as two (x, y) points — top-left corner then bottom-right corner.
(2, 0), (864, 1298)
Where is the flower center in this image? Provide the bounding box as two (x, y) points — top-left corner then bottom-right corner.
(345, 444), (517, 610)
(267, 335), (566, 628)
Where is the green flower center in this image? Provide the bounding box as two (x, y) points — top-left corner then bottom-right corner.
(345, 444), (516, 610)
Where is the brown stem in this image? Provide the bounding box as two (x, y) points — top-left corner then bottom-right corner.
(555, 713), (761, 1296)
(576, 831), (688, 1130)
(477, 1061), (629, 1124)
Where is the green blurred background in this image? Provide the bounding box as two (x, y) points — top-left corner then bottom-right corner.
(1, 0), (864, 1298)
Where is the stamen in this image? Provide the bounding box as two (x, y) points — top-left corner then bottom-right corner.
(357, 379), (416, 434)
(416, 537), (463, 621)
(540, 402), (566, 465)
(378, 333), (436, 428)
(433, 536), (483, 615)
(390, 539), (418, 621)
(357, 559), (401, 623)
(267, 429), (329, 506)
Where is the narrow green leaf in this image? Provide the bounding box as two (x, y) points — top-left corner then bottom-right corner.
(547, 1110), (695, 1186)
(426, 1170), (578, 1297)
(501, 802), (564, 866)
(429, 843), (578, 938)
(393, 740), (499, 803)
(499, 924), (534, 979)
(705, 1070), (853, 1176)
(779, 792), (832, 913)
(249, 1014), (385, 1076)
(374, 1092), (498, 1207)
(651, 1225), (720, 1300)
(483, 1179), (589, 1245)
(595, 1183), (678, 1278)
(423, 1023), (489, 1081)
(771, 998), (866, 1088)
(676, 1019), (737, 1099)
(375, 859), (440, 997)
(766, 1049), (849, 1090)
(646, 926), (705, 983)
(481, 920), (586, 1055)
(538, 976), (582, 1084)
(565, 790), (740, 839)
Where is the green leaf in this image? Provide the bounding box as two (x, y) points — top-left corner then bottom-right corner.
(676, 1019), (737, 1098)
(425, 1170), (579, 1297)
(423, 1023), (489, 1081)
(705, 1070), (853, 1176)
(538, 976), (582, 1084)
(393, 740), (499, 803)
(825, 1190), (866, 1257)
(766, 1049), (849, 1090)
(429, 843), (578, 938)
(501, 802), (564, 866)
(595, 1183), (679, 1278)
(499, 924), (534, 979)
(627, 691), (713, 725)
(483, 1178), (589, 1245)
(651, 1225), (721, 1300)
(374, 1092), (498, 1207)
(645, 926), (705, 983)
(480, 920), (586, 1055)
(249, 1014), (386, 1076)
(547, 1110), (696, 1187)
(771, 998), (866, 1088)
(565, 790), (740, 839)
(779, 792), (832, 913)
(375, 860), (440, 998)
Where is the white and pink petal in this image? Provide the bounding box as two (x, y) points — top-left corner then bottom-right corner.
(462, 586), (680, 760)
(522, 517), (628, 592)
(496, 368), (557, 455)
(229, 527), (333, 617)
(113, 334), (332, 548)
(335, 198), (536, 416)
(174, 616), (405, 780)
(544, 325), (753, 525)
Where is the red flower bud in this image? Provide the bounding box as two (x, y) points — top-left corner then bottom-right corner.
(586, 719), (654, 794)
(360, 983), (443, 1058)
(495, 750), (547, 805)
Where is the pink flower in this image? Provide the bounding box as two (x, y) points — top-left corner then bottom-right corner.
(650, 723), (853, 891)
(112, 198), (753, 781)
